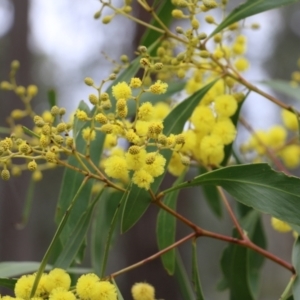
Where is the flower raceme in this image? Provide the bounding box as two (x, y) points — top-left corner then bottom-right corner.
(11, 269), (158, 300)
(0, 65), (243, 189)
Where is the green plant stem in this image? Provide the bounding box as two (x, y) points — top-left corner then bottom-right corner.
(30, 177), (89, 297)
(110, 232), (196, 278)
(280, 274), (296, 300)
(106, 3), (165, 34)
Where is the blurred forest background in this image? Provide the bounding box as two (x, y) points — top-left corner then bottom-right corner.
(0, 0), (300, 299)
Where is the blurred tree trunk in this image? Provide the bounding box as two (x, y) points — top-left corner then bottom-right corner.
(0, 0), (31, 261)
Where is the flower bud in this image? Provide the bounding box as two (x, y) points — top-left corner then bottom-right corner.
(102, 15), (113, 24)
(28, 160), (37, 171)
(84, 77), (94, 86)
(1, 169), (10, 181)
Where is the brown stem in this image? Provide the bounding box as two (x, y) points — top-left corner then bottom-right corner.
(155, 197), (295, 274)
(217, 186), (247, 240)
(110, 232), (196, 278)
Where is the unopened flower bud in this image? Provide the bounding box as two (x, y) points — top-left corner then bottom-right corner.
(172, 9), (184, 18)
(11, 60), (20, 70)
(181, 156), (190, 166)
(109, 73), (117, 80)
(1, 169), (10, 180)
(16, 86), (26, 96)
(175, 26), (184, 34)
(84, 77), (94, 86)
(128, 145), (140, 155)
(205, 15), (215, 24)
(203, 0), (218, 8)
(88, 94), (98, 105)
(154, 63), (163, 70)
(102, 15), (113, 24)
(199, 50), (210, 58)
(138, 46), (147, 53)
(28, 160), (37, 171)
(100, 93), (109, 101)
(27, 85), (38, 97)
(51, 105), (60, 115)
(94, 10), (101, 19)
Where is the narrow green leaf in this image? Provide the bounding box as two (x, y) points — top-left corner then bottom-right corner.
(156, 172), (186, 275)
(22, 126), (40, 138)
(31, 178), (88, 297)
(0, 262), (51, 277)
(200, 167), (222, 218)
(0, 278), (17, 290)
(91, 190), (123, 276)
(219, 210), (264, 300)
(140, 1), (175, 54)
(16, 178), (35, 229)
(247, 213), (266, 298)
(281, 275), (296, 300)
(163, 163), (300, 227)
(112, 278), (124, 300)
(192, 240), (205, 300)
(100, 190), (127, 277)
(174, 250), (195, 299)
(292, 238), (300, 299)
(210, 0), (300, 37)
(54, 191), (103, 269)
(47, 89), (56, 108)
(260, 80), (300, 101)
(121, 79), (219, 233)
(121, 183), (151, 233)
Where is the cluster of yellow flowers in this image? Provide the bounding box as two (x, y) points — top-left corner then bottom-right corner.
(80, 73), (182, 190)
(242, 109), (300, 168)
(0, 268), (156, 300)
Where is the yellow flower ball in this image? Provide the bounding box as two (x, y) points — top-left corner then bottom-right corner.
(199, 135), (224, 166)
(266, 125), (287, 148)
(126, 149), (147, 171)
(90, 281), (117, 300)
(132, 169), (154, 190)
(168, 152), (186, 177)
(104, 155), (128, 180)
(130, 77), (142, 88)
(191, 106), (215, 135)
(49, 288), (75, 300)
(280, 145), (300, 168)
(149, 80), (168, 94)
(214, 94), (238, 118)
(138, 102), (154, 121)
(76, 273), (99, 300)
(112, 82), (132, 100)
(234, 57), (250, 71)
(76, 110), (88, 121)
(153, 102), (170, 121)
(15, 274), (35, 299)
(131, 282), (155, 300)
(135, 121), (149, 137)
(211, 118), (237, 145)
(82, 127), (96, 141)
(282, 109), (298, 131)
(271, 217), (292, 233)
(45, 268), (71, 293)
(143, 152), (166, 177)
(103, 134), (117, 149)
